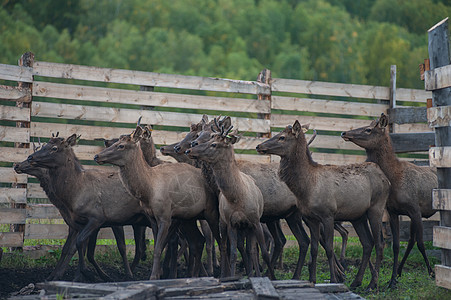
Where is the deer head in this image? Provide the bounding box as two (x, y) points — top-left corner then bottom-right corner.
(256, 120), (310, 156)
(190, 116), (232, 148)
(340, 113), (389, 150)
(27, 134), (79, 168)
(173, 114), (209, 153)
(185, 123), (239, 163)
(94, 126), (143, 167)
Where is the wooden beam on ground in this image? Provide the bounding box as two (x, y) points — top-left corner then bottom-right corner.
(428, 105), (451, 127)
(0, 85), (31, 102)
(390, 132), (435, 152)
(433, 189), (451, 210)
(249, 277), (279, 300)
(388, 107), (427, 124)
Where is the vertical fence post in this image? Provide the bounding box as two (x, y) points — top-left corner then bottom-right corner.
(10, 52), (34, 251)
(428, 18), (451, 276)
(256, 69), (271, 138)
(389, 65), (397, 133)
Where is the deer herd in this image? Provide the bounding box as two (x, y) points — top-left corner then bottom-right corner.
(14, 112), (438, 290)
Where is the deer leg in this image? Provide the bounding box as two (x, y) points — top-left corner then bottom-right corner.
(219, 220), (230, 278)
(247, 230), (261, 277)
(47, 227), (78, 280)
(318, 223), (345, 281)
(237, 230), (251, 275)
(254, 222), (275, 280)
(179, 220), (205, 277)
(111, 226), (134, 280)
(388, 212), (400, 288)
(366, 208), (384, 291)
(228, 225), (238, 277)
(286, 213), (310, 280)
(200, 220), (214, 276)
(334, 222), (349, 267)
(150, 219), (172, 280)
(350, 218), (373, 288)
(85, 228), (113, 281)
(266, 221), (284, 271)
(275, 220), (286, 269)
(131, 225), (146, 271)
(305, 219), (320, 284)
(322, 217), (338, 283)
(75, 219), (103, 282)
(163, 233), (179, 279)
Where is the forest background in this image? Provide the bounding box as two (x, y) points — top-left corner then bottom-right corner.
(1, 0), (451, 90)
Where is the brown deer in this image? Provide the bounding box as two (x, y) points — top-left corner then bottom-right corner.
(341, 113), (438, 287)
(256, 120), (390, 290)
(26, 134), (153, 281)
(94, 126), (221, 279)
(185, 125), (276, 279)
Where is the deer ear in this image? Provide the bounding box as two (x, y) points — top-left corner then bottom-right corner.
(191, 123), (200, 131)
(201, 114), (209, 124)
(379, 113), (389, 128)
(132, 126), (144, 142)
(225, 134), (240, 145)
(144, 125), (153, 137)
(220, 116), (232, 130)
(104, 138), (118, 148)
(301, 123), (310, 133)
(66, 134), (78, 146)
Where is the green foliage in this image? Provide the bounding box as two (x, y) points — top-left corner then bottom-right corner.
(1, 0), (448, 86)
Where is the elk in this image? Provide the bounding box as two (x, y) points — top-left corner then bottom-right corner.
(184, 116), (347, 279)
(26, 134), (152, 281)
(256, 120), (390, 290)
(185, 125), (276, 279)
(341, 113), (438, 287)
(94, 126), (221, 279)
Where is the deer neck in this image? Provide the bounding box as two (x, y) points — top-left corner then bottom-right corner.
(118, 146), (155, 202)
(201, 161), (221, 197)
(279, 139), (316, 199)
(209, 148), (245, 203)
(365, 133), (401, 182)
(141, 140), (162, 167)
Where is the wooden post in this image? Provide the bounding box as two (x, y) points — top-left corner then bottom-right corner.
(256, 69), (271, 138)
(389, 65), (397, 133)
(11, 52), (34, 251)
(428, 18), (451, 276)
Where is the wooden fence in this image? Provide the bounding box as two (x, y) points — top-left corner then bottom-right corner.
(0, 52), (434, 250)
(425, 18), (451, 290)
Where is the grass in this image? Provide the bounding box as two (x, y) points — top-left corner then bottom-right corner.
(1, 236), (451, 299)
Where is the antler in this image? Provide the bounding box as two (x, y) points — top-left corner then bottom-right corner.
(137, 116), (142, 127)
(307, 129), (317, 146)
(223, 125), (234, 137)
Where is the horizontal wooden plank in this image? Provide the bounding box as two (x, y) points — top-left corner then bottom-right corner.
(27, 204), (62, 219)
(0, 63), (33, 82)
(27, 183), (48, 199)
(31, 101), (270, 133)
(272, 95), (388, 117)
(0, 147), (31, 162)
(33, 81), (270, 114)
(425, 64), (451, 90)
(25, 224), (152, 240)
(433, 226), (451, 250)
(0, 167), (28, 184)
(390, 132), (435, 153)
(271, 152), (367, 165)
(433, 189), (451, 211)
(388, 107), (427, 124)
(33, 61), (270, 95)
(436, 264), (451, 290)
(0, 208), (26, 224)
(393, 123), (431, 133)
(0, 188), (27, 204)
(0, 104), (30, 122)
(0, 232), (24, 247)
(0, 125), (29, 143)
(271, 114), (370, 132)
(0, 85), (31, 102)
(429, 146), (451, 167)
(428, 105), (451, 127)
(396, 88), (431, 103)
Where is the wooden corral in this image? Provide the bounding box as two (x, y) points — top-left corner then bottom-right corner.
(8, 277), (363, 300)
(424, 18), (451, 290)
(0, 51), (435, 250)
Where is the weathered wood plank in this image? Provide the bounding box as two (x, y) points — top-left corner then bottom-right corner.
(425, 64), (451, 91)
(271, 280), (313, 289)
(0, 85), (31, 102)
(314, 283), (349, 293)
(31, 101), (270, 133)
(249, 277), (279, 300)
(433, 226), (451, 250)
(271, 153), (367, 165)
(0, 125), (30, 143)
(0, 167), (28, 184)
(0, 208), (26, 224)
(0, 147), (31, 162)
(0, 188), (27, 204)
(27, 204), (62, 219)
(271, 96), (388, 117)
(27, 183), (48, 199)
(429, 146), (451, 168)
(272, 78), (430, 102)
(271, 114), (371, 132)
(102, 283), (159, 300)
(33, 81), (270, 114)
(390, 132), (435, 153)
(0, 104), (30, 122)
(433, 189), (451, 211)
(388, 107), (427, 124)
(0, 231), (23, 247)
(0, 63), (33, 82)
(428, 105), (451, 127)
(436, 264), (451, 290)
(393, 122), (431, 133)
(33, 61), (270, 95)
